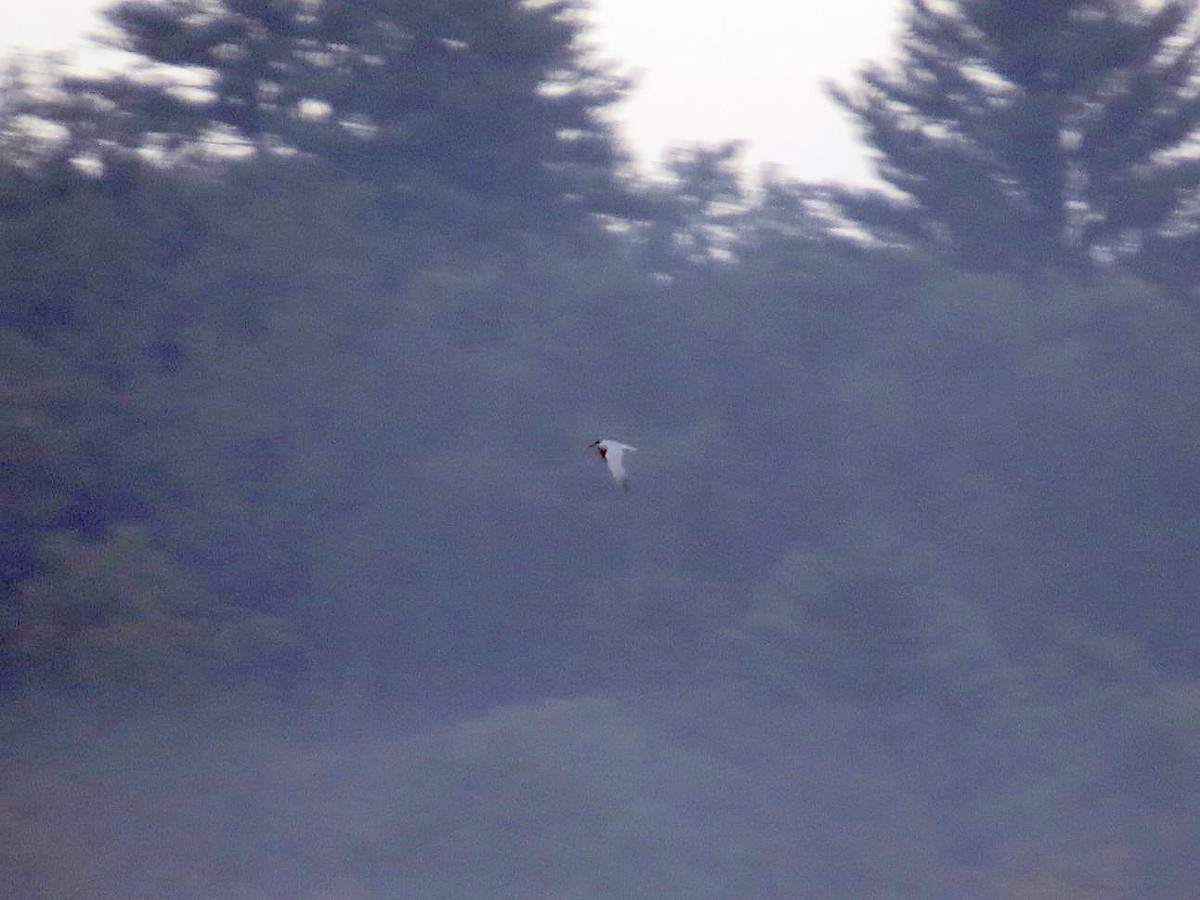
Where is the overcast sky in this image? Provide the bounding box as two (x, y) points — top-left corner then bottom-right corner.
(585, 0), (904, 184)
(2, 0), (906, 186)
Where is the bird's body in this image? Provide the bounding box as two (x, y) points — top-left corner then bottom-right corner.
(589, 439), (637, 491)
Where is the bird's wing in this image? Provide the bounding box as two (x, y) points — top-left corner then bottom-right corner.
(605, 446), (627, 480)
(607, 445), (638, 490)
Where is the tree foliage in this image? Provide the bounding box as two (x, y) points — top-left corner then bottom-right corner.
(80, 0), (629, 233)
(831, 0), (1200, 282)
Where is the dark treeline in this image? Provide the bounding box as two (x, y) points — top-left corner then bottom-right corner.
(3, 0), (1200, 897)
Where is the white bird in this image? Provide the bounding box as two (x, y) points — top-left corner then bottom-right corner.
(588, 439), (637, 491)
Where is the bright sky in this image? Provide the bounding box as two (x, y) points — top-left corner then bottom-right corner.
(2, 0), (906, 186)
(585, 0), (904, 184)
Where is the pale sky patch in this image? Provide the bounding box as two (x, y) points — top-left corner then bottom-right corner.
(2, 1), (109, 58)
(585, 0), (904, 184)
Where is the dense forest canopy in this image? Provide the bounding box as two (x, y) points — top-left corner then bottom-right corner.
(3, 1), (1200, 897)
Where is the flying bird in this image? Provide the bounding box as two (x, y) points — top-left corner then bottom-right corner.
(589, 439), (637, 491)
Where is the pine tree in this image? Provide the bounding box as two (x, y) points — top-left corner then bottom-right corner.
(829, 0), (1200, 278)
(75, 0), (627, 232)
